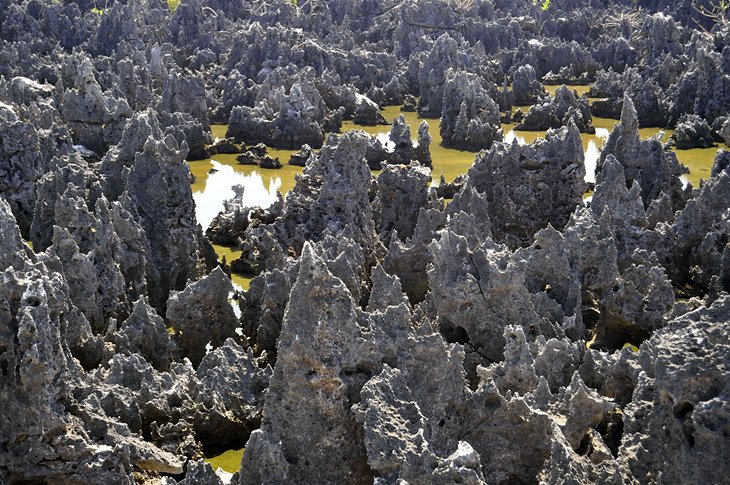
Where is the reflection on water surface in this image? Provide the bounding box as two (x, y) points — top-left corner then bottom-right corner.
(194, 89), (727, 274)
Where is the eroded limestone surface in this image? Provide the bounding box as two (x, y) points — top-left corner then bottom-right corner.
(1, 1), (729, 484)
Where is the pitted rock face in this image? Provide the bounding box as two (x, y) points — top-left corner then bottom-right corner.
(512, 64), (544, 106)
(166, 267), (238, 368)
(464, 121), (586, 248)
(671, 114), (716, 150)
(622, 296), (730, 484)
(373, 162), (433, 242)
(0, 102), (46, 236)
(440, 69), (503, 151)
(599, 95), (687, 210)
(516, 84), (594, 134)
(2, 1), (730, 483)
(239, 130), (381, 273)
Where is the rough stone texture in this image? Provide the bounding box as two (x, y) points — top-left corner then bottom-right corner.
(0, 102), (47, 236)
(0, 201), (183, 484)
(120, 134), (204, 310)
(373, 162), (433, 243)
(353, 94), (387, 126)
(711, 150), (730, 178)
(176, 460), (222, 485)
(599, 95), (688, 209)
(512, 64), (544, 106)
(236, 150), (282, 169)
(287, 144), (313, 166)
(226, 81), (327, 149)
(195, 339), (272, 452)
(238, 131), (381, 273)
(464, 122), (586, 248)
(364, 115), (432, 169)
(417, 33), (463, 117)
(440, 69), (502, 151)
(206, 185), (254, 246)
(721, 118), (730, 146)
(238, 245), (377, 484)
(3, 2), (730, 483)
(658, 171), (730, 296)
(671, 114), (716, 149)
(166, 267), (239, 368)
(115, 297), (175, 372)
(516, 85), (594, 134)
(622, 296), (730, 484)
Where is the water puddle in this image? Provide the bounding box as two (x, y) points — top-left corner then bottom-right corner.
(193, 86), (727, 274)
(205, 446), (244, 478)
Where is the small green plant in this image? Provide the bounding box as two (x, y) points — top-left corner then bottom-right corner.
(533, 0), (550, 10)
(168, 0), (181, 13)
(90, 0), (109, 15)
(622, 342), (639, 352)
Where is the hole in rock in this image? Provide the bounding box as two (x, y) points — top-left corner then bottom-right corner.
(596, 409), (624, 457)
(673, 401), (694, 420)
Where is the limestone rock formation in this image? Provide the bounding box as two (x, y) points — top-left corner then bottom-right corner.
(353, 94), (387, 126)
(166, 267), (239, 368)
(227, 81), (328, 149)
(464, 121), (586, 248)
(671, 114), (716, 149)
(238, 131), (380, 273)
(373, 162), (433, 242)
(512, 64), (544, 106)
(440, 69), (502, 151)
(516, 85), (594, 133)
(599, 95), (688, 209)
(622, 297), (730, 484)
(2, 2), (730, 483)
(364, 115), (432, 169)
(238, 245), (377, 484)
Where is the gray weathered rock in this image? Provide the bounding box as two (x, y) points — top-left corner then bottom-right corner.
(353, 94), (387, 126)
(166, 267), (239, 368)
(0, 101), (46, 236)
(516, 85), (594, 134)
(238, 131), (381, 273)
(599, 95), (687, 209)
(622, 296), (730, 484)
(671, 114), (716, 149)
(364, 115), (432, 169)
(373, 162), (433, 242)
(711, 150), (730, 178)
(513, 64), (544, 106)
(238, 245), (377, 484)
(658, 171), (730, 296)
(0, 201), (182, 483)
(721, 118), (730, 146)
(440, 69), (502, 151)
(417, 33), (463, 117)
(115, 297), (175, 372)
(464, 121), (585, 248)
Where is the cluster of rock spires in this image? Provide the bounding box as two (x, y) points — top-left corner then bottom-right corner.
(1, 0), (730, 484)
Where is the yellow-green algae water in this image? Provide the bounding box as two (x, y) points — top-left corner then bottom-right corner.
(205, 447), (245, 474)
(194, 89), (726, 296)
(193, 88), (728, 475)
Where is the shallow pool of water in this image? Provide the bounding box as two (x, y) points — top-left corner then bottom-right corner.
(211, 243), (251, 291)
(195, 88), (726, 272)
(205, 447), (244, 474)
(189, 154), (301, 230)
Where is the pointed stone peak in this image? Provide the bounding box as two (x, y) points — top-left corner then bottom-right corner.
(619, 93), (639, 134)
(0, 198), (31, 271)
